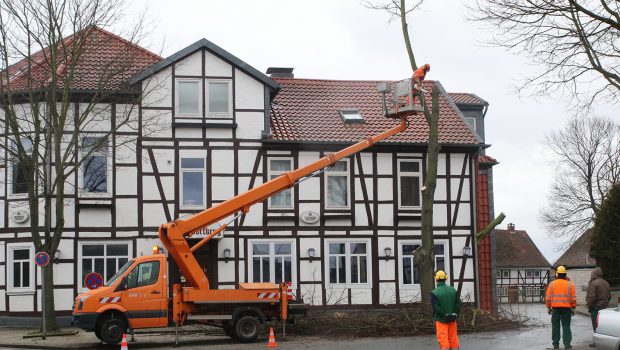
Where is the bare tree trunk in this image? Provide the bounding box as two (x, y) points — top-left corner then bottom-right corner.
(419, 87), (440, 303)
(43, 264), (58, 331)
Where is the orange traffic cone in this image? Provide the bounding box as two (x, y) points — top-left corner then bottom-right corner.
(120, 333), (128, 350)
(266, 326), (277, 347)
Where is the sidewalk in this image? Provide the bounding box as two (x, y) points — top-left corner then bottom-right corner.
(0, 326), (230, 349)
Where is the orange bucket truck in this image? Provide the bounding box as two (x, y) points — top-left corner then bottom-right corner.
(72, 92), (412, 345)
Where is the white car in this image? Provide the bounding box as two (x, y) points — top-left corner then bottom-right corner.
(594, 307), (620, 350)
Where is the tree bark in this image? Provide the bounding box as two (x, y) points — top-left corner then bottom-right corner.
(419, 87), (441, 303)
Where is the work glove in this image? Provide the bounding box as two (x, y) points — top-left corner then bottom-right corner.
(571, 308), (575, 316)
(547, 308), (552, 315)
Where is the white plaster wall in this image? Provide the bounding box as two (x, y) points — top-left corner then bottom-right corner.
(211, 177), (235, 201)
(237, 150), (259, 174)
(211, 150), (235, 174)
(143, 203), (169, 227)
(80, 103), (112, 132)
(354, 178), (374, 202)
(437, 154), (447, 175)
(379, 282), (397, 304)
(435, 178), (447, 201)
(301, 284), (323, 306)
(9, 295), (33, 312)
(376, 154), (392, 175)
(377, 178), (393, 201)
(57, 239), (74, 260)
(354, 204), (369, 226)
(0, 169), (5, 197)
(451, 178), (470, 201)
(235, 69), (264, 110)
(175, 51), (202, 76)
(175, 128), (202, 139)
(358, 153), (373, 174)
(116, 167), (138, 196)
(54, 288), (75, 311)
(378, 259), (395, 281)
(205, 50), (232, 77)
(205, 128), (233, 139)
(450, 154), (469, 175)
(298, 178), (320, 201)
(142, 67), (172, 108)
(143, 149), (175, 173)
(241, 203), (263, 226)
(377, 204), (394, 226)
(79, 208), (111, 227)
(136, 237), (160, 257)
(459, 282), (476, 303)
(115, 104), (139, 133)
(350, 288), (373, 304)
(452, 204), (471, 226)
(400, 288), (421, 303)
(116, 199), (138, 227)
(0, 290), (5, 311)
(235, 112), (263, 140)
(52, 263), (74, 286)
(115, 137), (138, 164)
(432, 203), (448, 226)
(142, 109), (172, 138)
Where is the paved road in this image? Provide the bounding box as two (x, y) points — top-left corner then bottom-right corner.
(0, 304), (597, 349)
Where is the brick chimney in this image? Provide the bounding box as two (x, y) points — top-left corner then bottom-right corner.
(266, 67), (294, 79)
(507, 223), (515, 233)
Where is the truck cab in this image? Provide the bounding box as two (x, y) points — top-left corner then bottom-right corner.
(73, 252), (169, 344)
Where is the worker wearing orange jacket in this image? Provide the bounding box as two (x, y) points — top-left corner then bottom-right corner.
(546, 265), (577, 349)
(413, 63), (431, 86)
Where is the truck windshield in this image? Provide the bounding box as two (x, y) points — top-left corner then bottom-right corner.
(105, 259), (134, 286)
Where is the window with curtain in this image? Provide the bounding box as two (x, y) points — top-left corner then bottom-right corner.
(398, 160), (421, 208)
(177, 80), (201, 115)
(269, 158), (293, 208)
(325, 160), (349, 208)
(207, 81), (231, 116)
(8, 245), (34, 291)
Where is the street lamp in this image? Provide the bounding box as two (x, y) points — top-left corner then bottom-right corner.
(307, 248), (316, 262)
(223, 248), (231, 263)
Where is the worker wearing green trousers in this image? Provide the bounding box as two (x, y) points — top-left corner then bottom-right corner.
(551, 308), (573, 348)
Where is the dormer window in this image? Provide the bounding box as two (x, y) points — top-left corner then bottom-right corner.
(339, 109), (364, 123)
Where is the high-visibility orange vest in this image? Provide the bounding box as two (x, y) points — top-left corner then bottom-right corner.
(546, 278), (576, 308)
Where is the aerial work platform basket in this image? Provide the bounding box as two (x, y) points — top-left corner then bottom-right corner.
(378, 78), (424, 118)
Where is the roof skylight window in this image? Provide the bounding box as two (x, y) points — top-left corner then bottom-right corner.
(339, 109), (364, 123)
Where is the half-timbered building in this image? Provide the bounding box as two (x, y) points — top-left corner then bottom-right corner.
(0, 29), (496, 323)
(495, 223), (551, 303)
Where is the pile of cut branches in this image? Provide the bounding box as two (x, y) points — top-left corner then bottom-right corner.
(285, 305), (525, 338)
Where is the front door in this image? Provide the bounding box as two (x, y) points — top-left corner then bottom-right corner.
(189, 240), (219, 289)
(121, 259), (167, 328)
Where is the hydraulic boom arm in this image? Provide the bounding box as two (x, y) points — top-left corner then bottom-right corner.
(158, 117), (409, 289)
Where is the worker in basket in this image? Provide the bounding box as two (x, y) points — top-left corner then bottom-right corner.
(406, 63), (430, 108)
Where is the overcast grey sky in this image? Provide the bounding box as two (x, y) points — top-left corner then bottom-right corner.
(126, 0), (615, 263)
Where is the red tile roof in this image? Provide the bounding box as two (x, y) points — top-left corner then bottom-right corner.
(554, 229), (595, 267)
(478, 154), (498, 165)
(495, 226), (551, 268)
(270, 78), (481, 145)
(3, 26), (161, 92)
(449, 93), (488, 106)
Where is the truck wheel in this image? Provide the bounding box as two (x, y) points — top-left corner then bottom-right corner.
(98, 317), (126, 345)
(234, 315), (261, 343)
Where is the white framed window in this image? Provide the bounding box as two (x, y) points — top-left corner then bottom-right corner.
(496, 270), (500, 278)
(399, 241), (447, 286)
(526, 270), (533, 278)
(10, 138), (33, 195)
(497, 286), (508, 297)
(326, 239), (371, 286)
(534, 270), (541, 277)
(325, 160), (350, 209)
(268, 158), (293, 209)
(180, 157), (206, 209)
(398, 159), (422, 208)
(248, 240), (296, 287)
(502, 270), (509, 278)
(7, 243), (35, 294)
(176, 79), (202, 116)
(81, 136), (110, 194)
(206, 80), (232, 117)
(78, 241), (131, 291)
